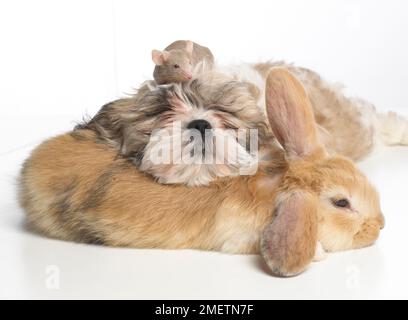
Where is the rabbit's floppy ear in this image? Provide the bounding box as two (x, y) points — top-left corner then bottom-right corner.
(261, 190), (318, 276)
(265, 67), (324, 158)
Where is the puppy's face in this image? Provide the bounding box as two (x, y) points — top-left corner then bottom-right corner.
(87, 72), (269, 186)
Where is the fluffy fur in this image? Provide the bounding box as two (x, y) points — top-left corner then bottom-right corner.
(222, 61), (408, 161)
(19, 68), (384, 276)
(78, 72), (269, 186)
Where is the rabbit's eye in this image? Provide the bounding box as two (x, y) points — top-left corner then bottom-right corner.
(174, 64), (180, 69)
(332, 198), (351, 209)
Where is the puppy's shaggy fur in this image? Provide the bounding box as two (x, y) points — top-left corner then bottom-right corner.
(227, 61), (408, 160)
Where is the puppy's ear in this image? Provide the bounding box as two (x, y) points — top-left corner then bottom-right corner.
(261, 190), (318, 277)
(265, 67), (324, 158)
(152, 50), (170, 65)
(185, 40), (194, 54)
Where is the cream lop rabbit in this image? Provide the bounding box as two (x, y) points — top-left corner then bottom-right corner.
(19, 68), (384, 276)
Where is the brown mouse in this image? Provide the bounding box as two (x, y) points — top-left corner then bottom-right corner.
(152, 40), (214, 85)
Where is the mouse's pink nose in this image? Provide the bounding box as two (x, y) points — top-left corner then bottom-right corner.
(183, 71), (193, 79)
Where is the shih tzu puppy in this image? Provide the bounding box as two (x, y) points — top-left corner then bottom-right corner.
(79, 71), (271, 186)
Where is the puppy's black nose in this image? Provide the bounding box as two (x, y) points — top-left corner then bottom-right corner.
(187, 119), (212, 136)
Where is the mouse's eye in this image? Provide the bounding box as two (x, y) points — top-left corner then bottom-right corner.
(174, 64), (180, 69)
(332, 198), (351, 209)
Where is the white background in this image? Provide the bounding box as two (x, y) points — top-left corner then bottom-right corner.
(0, 0), (407, 299)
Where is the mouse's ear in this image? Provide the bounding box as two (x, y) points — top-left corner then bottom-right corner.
(151, 50), (170, 65)
(261, 190), (318, 277)
(185, 41), (194, 54)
